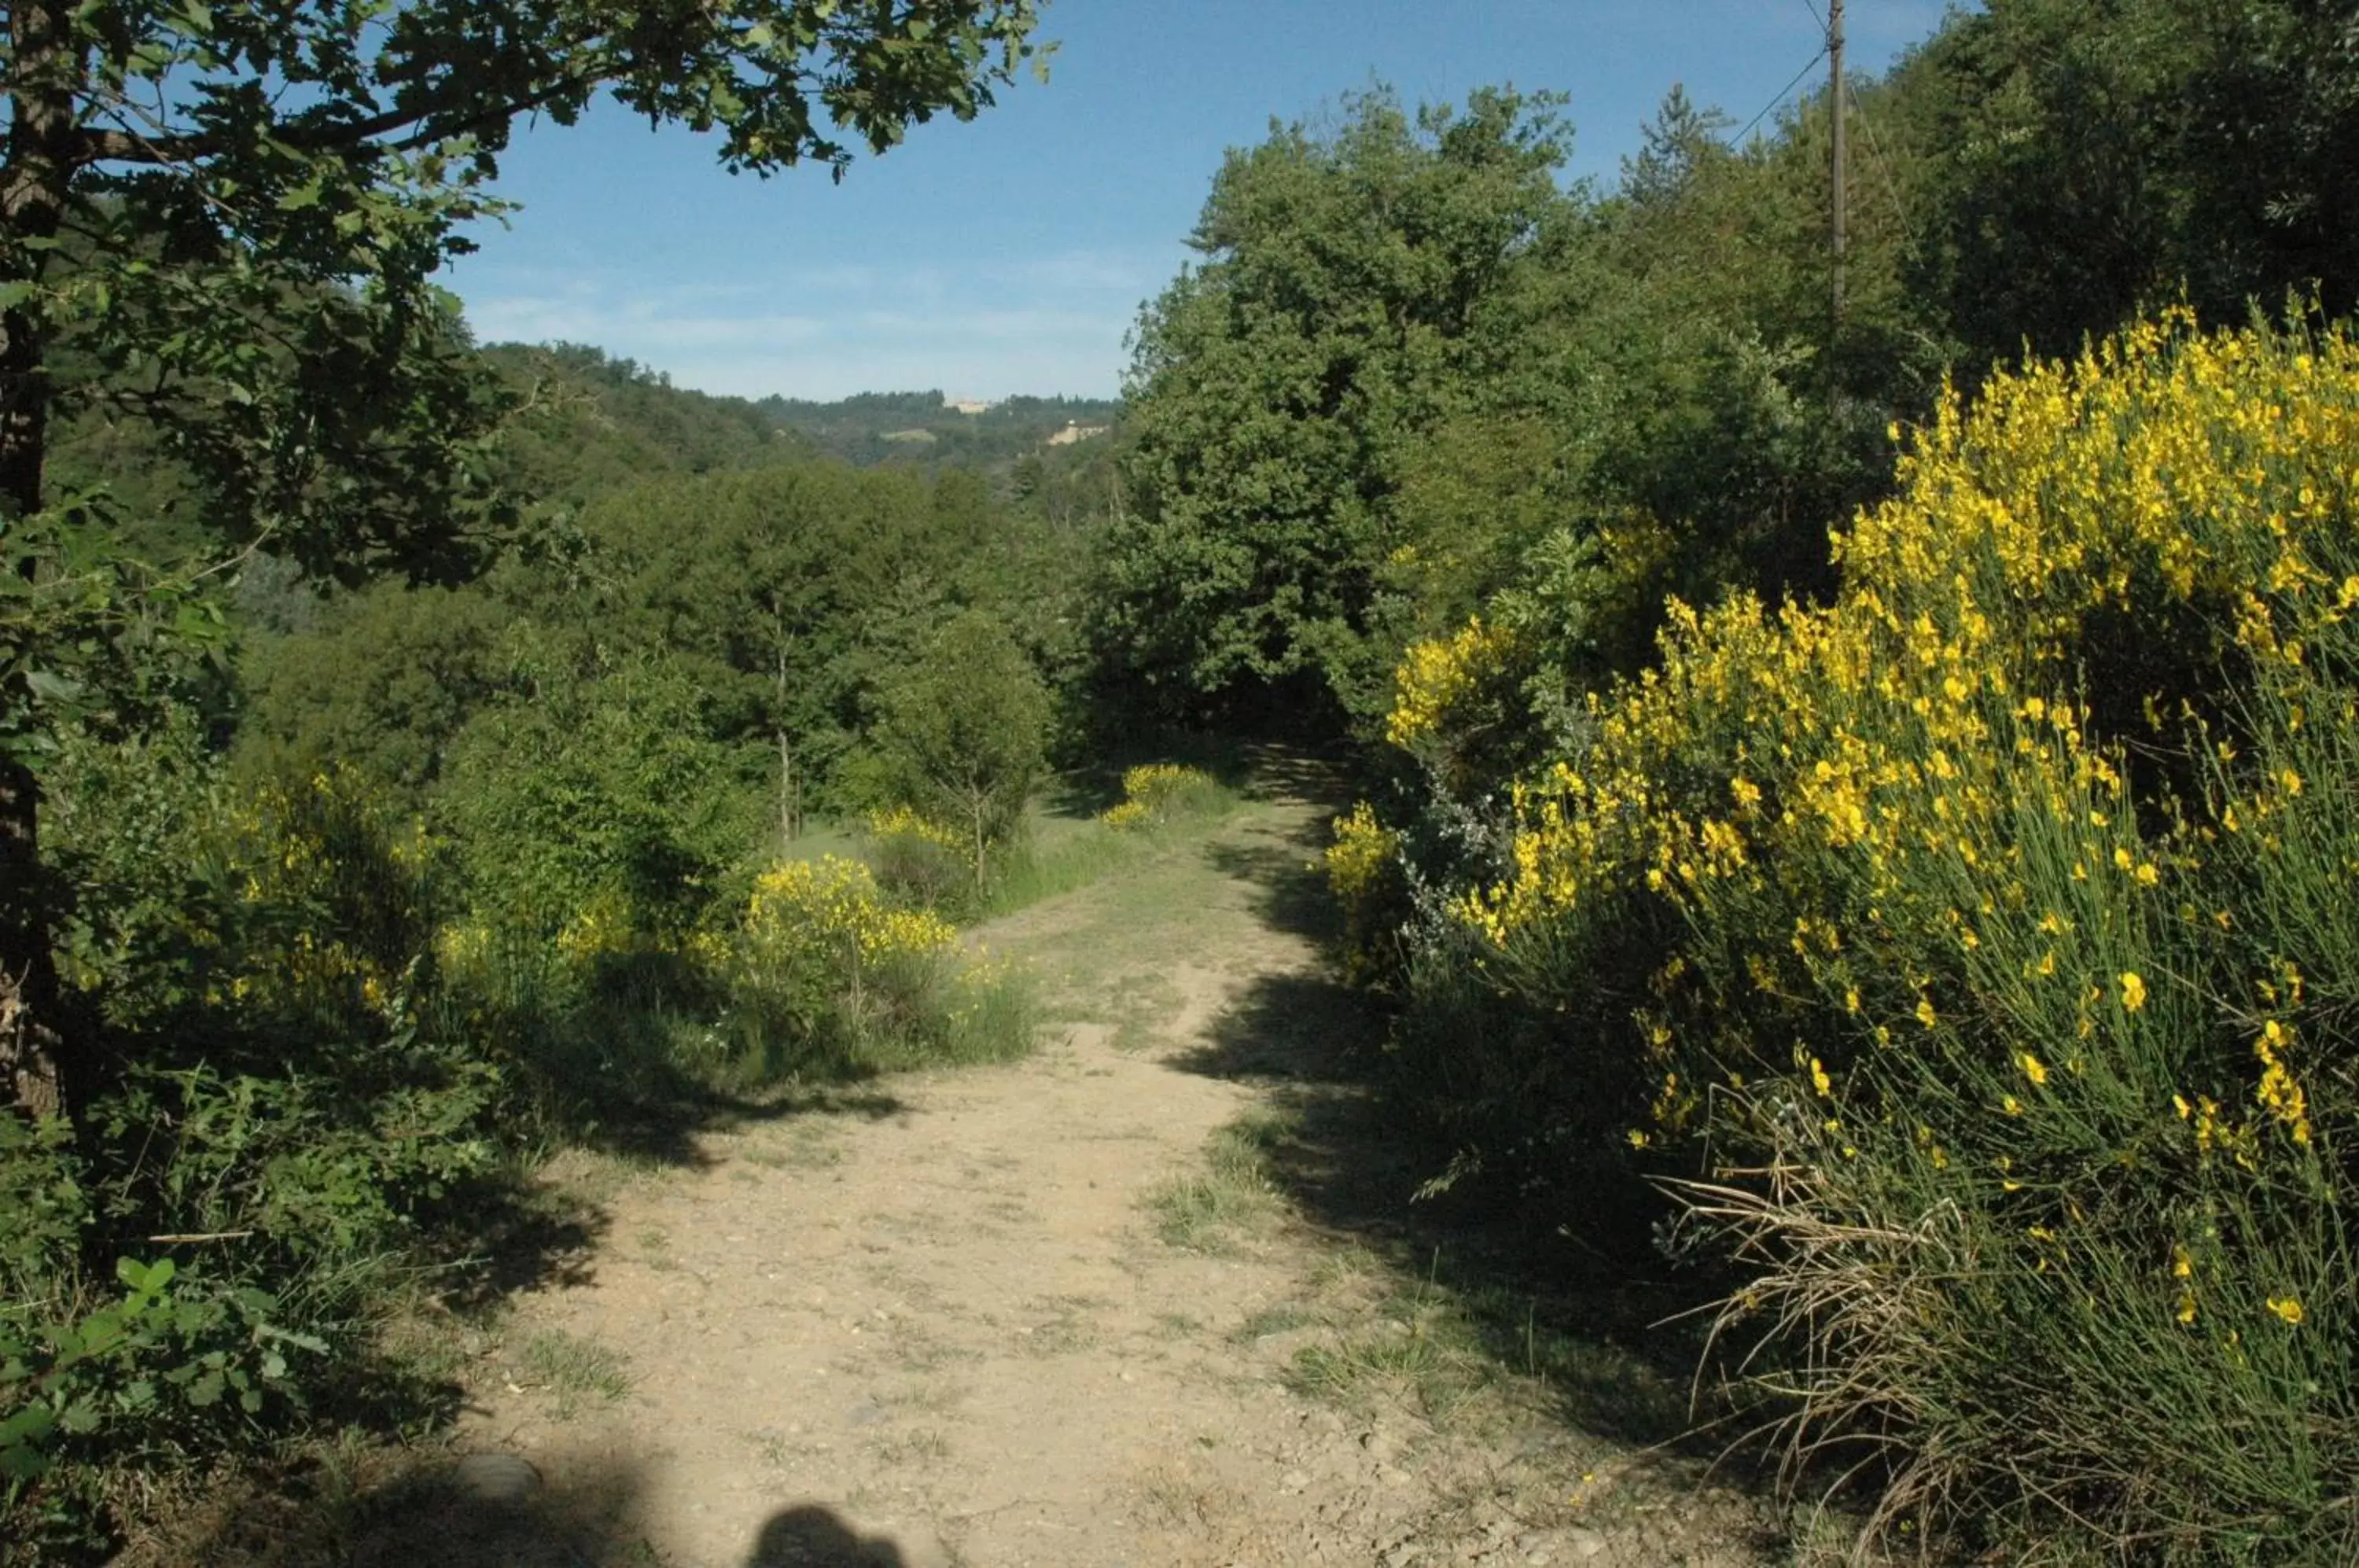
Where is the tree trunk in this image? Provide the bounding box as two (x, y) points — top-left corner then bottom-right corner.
(776, 726), (800, 844)
(2, 0), (86, 1121)
(770, 603), (800, 841)
(3, 0), (76, 520)
(0, 758), (67, 1121)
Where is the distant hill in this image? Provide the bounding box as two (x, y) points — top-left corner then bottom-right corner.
(480, 342), (818, 507)
(481, 344), (1121, 488)
(756, 390), (1121, 471)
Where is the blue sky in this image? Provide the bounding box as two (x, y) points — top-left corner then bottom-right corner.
(444, 1), (1957, 402)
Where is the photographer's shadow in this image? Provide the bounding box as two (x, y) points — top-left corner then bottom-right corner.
(747, 1504), (921, 1566)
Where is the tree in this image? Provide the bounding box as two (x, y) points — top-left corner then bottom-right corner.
(873, 612), (1048, 889)
(1897, 0), (2359, 369)
(1, 0), (1045, 1118)
(1094, 87), (1577, 733)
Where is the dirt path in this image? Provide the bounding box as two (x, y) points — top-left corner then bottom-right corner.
(393, 793), (1782, 1568)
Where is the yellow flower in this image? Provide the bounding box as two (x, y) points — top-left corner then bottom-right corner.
(1916, 997), (1938, 1029)
(1809, 1057), (1833, 1097)
(2267, 1295), (2305, 1327)
(2119, 971), (2147, 1011)
(2254, 1021), (2312, 1143)
(2018, 1051), (2049, 1087)
(1387, 618), (1519, 749)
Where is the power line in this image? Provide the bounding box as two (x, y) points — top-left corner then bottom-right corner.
(1731, 46), (1828, 148)
(1846, 80), (1924, 263)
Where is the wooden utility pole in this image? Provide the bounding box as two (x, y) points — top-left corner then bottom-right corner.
(1829, 0), (1848, 330)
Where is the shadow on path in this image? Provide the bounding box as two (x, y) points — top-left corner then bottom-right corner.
(145, 1448), (927, 1566)
(1170, 802), (1738, 1462)
(455, 1081), (911, 1308)
(746, 1504), (918, 1566)
(123, 1450), (658, 1568)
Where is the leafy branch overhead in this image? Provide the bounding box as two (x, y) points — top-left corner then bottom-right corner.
(2, 0), (1045, 550)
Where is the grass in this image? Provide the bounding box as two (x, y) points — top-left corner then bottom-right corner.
(1259, 1261), (1697, 1443)
(1143, 1109), (1294, 1253)
(867, 1428), (951, 1467)
(1228, 1303), (1323, 1343)
(517, 1328), (632, 1419)
(1155, 1107), (1698, 1445)
(1014, 1295), (1103, 1356)
(978, 776), (1242, 919)
(885, 767), (1252, 924)
(782, 769), (1242, 932)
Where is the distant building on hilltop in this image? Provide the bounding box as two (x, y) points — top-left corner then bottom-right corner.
(1046, 421), (1110, 447)
(943, 397), (993, 416)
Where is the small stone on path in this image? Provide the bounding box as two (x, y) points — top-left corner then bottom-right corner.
(449, 1451), (542, 1507)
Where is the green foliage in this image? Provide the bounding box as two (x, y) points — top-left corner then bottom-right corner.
(721, 856), (1035, 1082)
(2, 1257), (324, 1490)
(0, 1116), (83, 1312)
(1094, 87), (1577, 730)
(3, 0), (1053, 1553)
(4, 735), (499, 1553)
(1900, 0), (2359, 369)
(436, 650), (755, 941)
(0, 501), (236, 775)
(1099, 763), (1226, 832)
(480, 343), (816, 512)
(240, 583), (513, 804)
(862, 808), (974, 912)
(872, 612), (1052, 884)
(1368, 315), (2359, 1557)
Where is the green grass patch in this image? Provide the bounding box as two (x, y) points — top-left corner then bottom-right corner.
(976, 771), (1242, 919)
(1228, 1303), (1323, 1343)
(1144, 1109), (1294, 1253)
(517, 1328), (631, 1419)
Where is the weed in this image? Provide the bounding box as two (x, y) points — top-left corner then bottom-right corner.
(1145, 1107), (1297, 1252)
(517, 1329), (631, 1419)
(1228, 1304), (1321, 1343)
(867, 1428), (950, 1467)
(1014, 1297), (1101, 1356)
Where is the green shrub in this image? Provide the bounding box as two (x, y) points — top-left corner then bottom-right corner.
(862, 807), (974, 912)
(436, 652), (755, 944)
(1099, 762), (1228, 831)
(1370, 311), (2359, 1559)
(7, 737), (501, 1557)
(870, 613), (1052, 889)
(721, 855), (1033, 1081)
